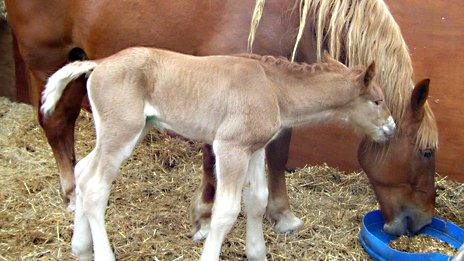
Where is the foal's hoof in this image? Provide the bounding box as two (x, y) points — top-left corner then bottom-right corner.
(192, 224), (210, 242)
(67, 198), (76, 213)
(74, 253), (92, 261)
(71, 247), (93, 261)
(274, 212), (303, 234)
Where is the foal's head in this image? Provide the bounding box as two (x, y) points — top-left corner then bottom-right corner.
(324, 54), (395, 142)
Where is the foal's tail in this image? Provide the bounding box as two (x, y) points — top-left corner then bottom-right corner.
(41, 61), (98, 117)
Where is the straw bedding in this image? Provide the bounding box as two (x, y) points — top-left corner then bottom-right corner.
(0, 97), (462, 260)
(389, 235), (457, 256)
(0, 1), (5, 20)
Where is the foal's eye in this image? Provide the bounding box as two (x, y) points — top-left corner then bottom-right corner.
(420, 149), (434, 159)
(373, 100), (382, 105)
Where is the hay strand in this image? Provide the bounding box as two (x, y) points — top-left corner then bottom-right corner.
(247, 0), (266, 52)
(290, 0), (310, 61)
(0, 0), (6, 20)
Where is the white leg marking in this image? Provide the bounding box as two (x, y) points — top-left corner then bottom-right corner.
(244, 149), (268, 261)
(86, 132), (142, 261)
(72, 95), (145, 260)
(201, 141), (249, 261)
(71, 181), (93, 261)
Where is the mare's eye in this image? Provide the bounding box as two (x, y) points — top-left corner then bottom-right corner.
(374, 100), (382, 105)
(420, 149), (434, 159)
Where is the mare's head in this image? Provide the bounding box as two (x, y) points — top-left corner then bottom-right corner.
(324, 53), (395, 143)
(358, 79), (436, 235)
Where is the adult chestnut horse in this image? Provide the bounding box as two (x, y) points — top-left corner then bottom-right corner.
(6, 0), (437, 238)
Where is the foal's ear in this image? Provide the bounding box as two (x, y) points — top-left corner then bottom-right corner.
(352, 61), (375, 87)
(322, 50), (346, 69)
(411, 79), (430, 114)
(364, 61), (376, 86)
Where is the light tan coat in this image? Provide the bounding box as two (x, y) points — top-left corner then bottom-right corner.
(41, 47), (394, 260)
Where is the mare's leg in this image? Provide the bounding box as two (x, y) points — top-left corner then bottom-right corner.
(201, 141), (250, 261)
(36, 72), (87, 210)
(191, 144), (216, 241)
(244, 149), (268, 261)
(265, 128), (302, 233)
(72, 110), (145, 260)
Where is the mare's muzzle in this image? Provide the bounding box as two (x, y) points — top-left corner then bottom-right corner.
(383, 208), (432, 235)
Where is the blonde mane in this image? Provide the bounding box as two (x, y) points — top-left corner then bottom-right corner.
(247, 0), (438, 150)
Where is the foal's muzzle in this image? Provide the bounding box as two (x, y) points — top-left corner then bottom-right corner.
(378, 116), (396, 141)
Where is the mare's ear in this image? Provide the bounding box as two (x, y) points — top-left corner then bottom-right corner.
(322, 50), (346, 69)
(411, 79), (430, 116)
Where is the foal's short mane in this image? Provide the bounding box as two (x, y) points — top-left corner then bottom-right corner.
(247, 0), (438, 150)
(236, 53), (344, 76)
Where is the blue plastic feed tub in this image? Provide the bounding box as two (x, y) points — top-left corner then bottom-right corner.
(359, 210), (464, 260)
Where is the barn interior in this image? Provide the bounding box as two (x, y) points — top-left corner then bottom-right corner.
(0, 1), (463, 260)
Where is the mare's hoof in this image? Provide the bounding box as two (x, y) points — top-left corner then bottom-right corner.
(67, 200), (76, 213)
(275, 213), (303, 234)
(192, 224), (210, 242)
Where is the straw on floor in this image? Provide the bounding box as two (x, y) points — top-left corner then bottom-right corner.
(0, 97), (462, 260)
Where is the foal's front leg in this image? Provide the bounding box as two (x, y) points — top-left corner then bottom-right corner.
(244, 149), (268, 260)
(201, 141), (250, 261)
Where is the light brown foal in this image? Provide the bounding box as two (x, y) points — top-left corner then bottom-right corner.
(41, 47), (394, 260)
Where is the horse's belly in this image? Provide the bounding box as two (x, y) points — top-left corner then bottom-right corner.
(165, 121), (216, 144)
(145, 101), (218, 144)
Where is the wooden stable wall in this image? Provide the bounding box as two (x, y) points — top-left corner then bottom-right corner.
(288, 0), (464, 181)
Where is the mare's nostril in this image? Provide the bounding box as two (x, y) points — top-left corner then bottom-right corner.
(405, 216), (413, 234)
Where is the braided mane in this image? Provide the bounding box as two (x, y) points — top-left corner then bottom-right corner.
(235, 53), (346, 76)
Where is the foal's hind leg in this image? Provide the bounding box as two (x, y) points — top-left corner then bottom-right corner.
(72, 86), (146, 260)
(71, 150), (97, 260)
(73, 124), (145, 260)
(266, 128), (302, 233)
